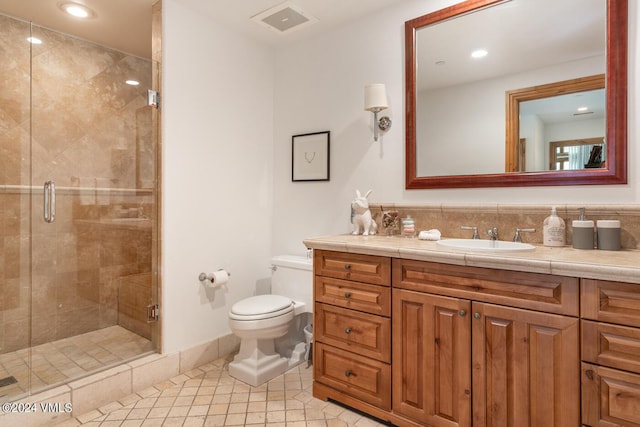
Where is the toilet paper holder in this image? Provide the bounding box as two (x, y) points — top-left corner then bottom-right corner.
(198, 269), (231, 283)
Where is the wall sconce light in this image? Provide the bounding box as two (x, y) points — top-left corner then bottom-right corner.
(364, 83), (392, 141)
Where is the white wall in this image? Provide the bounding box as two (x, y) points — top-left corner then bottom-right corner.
(162, 0), (275, 354)
(271, 0), (639, 255)
(160, 0), (639, 354)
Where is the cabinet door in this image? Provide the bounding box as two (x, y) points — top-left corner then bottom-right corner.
(392, 289), (471, 427)
(472, 302), (580, 427)
(582, 362), (640, 427)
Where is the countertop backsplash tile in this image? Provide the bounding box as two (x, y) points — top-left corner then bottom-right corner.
(371, 203), (640, 250)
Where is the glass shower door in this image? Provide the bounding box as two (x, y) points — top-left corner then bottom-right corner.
(0, 13), (33, 400)
(0, 10), (158, 401)
(27, 21), (158, 395)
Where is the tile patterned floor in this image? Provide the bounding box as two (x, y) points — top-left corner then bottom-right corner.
(56, 356), (388, 427)
(0, 326), (153, 402)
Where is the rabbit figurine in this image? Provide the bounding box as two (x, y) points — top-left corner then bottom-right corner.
(351, 189), (378, 236)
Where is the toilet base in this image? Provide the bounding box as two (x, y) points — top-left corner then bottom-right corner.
(229, 338), (290, 387)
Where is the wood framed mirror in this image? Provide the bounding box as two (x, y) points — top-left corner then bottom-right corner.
(405, 0), (627, 189)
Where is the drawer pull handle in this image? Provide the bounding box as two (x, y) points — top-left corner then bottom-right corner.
(344, 264), (351, 270)
(345, 328), (352, 334)
(459, 309), (467, 317)
(473, 312), (481, 320)
(344, 292), (352, 298)
(345, 370), (352, 377)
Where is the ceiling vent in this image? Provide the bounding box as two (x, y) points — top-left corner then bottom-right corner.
(251, 2), (318, 34)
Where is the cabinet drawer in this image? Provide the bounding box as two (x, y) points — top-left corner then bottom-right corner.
(582, 363), (640, 427)
(314, 250), (390, 286)
(314, 276), (390, 316)
(582, 279), (640, 327)
(393, 259), (579, 316)
(314, 342), (391, 410)
(582, 320), (640, 374)
(315, 303), (390, 362)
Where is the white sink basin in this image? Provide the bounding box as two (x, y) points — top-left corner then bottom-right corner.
(436, 239), (535, 252)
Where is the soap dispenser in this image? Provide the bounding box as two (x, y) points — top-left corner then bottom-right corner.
(543, 206), (566, 247)
(572, 208), (594, 249)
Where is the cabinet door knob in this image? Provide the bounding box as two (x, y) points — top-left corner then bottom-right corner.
(473, 312), (481, 320)
(345, 328), (352, 334)
(344, 370), (352, 377)
(459, 309), (467, 317)
(344, 264), (351, 270)
(344, 292), (352, 298)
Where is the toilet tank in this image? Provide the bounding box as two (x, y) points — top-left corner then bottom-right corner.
(271, 255), (313, 312)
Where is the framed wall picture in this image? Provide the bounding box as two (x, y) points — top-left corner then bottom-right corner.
(292, 131), (330, 182)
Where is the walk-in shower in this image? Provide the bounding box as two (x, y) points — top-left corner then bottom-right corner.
(0, 3), (159, 402)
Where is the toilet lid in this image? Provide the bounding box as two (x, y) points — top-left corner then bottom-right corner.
(230, 295), (294, 320)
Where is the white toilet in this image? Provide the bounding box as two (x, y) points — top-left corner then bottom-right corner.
(228, 255), (312, 386)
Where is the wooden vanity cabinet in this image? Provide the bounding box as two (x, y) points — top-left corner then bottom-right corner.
(313, 250), (393, 413)
(309, 250), (635, 427)
(581, 279), (640, 426)
(392, 260), (580, 427)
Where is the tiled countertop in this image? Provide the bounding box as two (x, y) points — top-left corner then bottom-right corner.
(303, 234), (640, 284)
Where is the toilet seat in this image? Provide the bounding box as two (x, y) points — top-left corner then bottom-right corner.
(229, 295), (294, 321)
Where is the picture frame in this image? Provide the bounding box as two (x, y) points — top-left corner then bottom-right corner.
(292, 131), (330, 182)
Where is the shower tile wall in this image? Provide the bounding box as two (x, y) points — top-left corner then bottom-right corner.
(0, 13), (155, 354)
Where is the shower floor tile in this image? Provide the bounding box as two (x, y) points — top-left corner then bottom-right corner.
(0, 326), (153, 402)
(61, 357), (389, 427)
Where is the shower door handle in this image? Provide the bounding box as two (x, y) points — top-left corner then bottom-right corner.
(43, 180), (56, 223)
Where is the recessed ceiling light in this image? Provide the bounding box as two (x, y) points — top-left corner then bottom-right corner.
(125, 80), (140, 86)
(58, 2), (95, 19)
(27, 37), (42, 45)
(471, 49), (488, 59)
(577, 106), (588, 112)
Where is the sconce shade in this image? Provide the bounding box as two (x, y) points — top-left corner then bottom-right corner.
(364, 83), (388, 111)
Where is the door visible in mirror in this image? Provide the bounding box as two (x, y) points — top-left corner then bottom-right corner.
(505, 75), (605, 172)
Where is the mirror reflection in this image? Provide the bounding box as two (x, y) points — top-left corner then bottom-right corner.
(506, 74), (605, 172)
(406, 0), (627, 189)
(415, 0), (605, 177)
(519, 90), (605, 172)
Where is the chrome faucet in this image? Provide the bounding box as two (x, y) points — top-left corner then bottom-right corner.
(460, 226), (479, 239)
(487, 227), (499, 241)
(513, 228), (536, 242)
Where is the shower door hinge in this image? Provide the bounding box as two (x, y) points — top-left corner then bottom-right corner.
(146, 304), (159, 322)
(148, 90), (160, 109)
